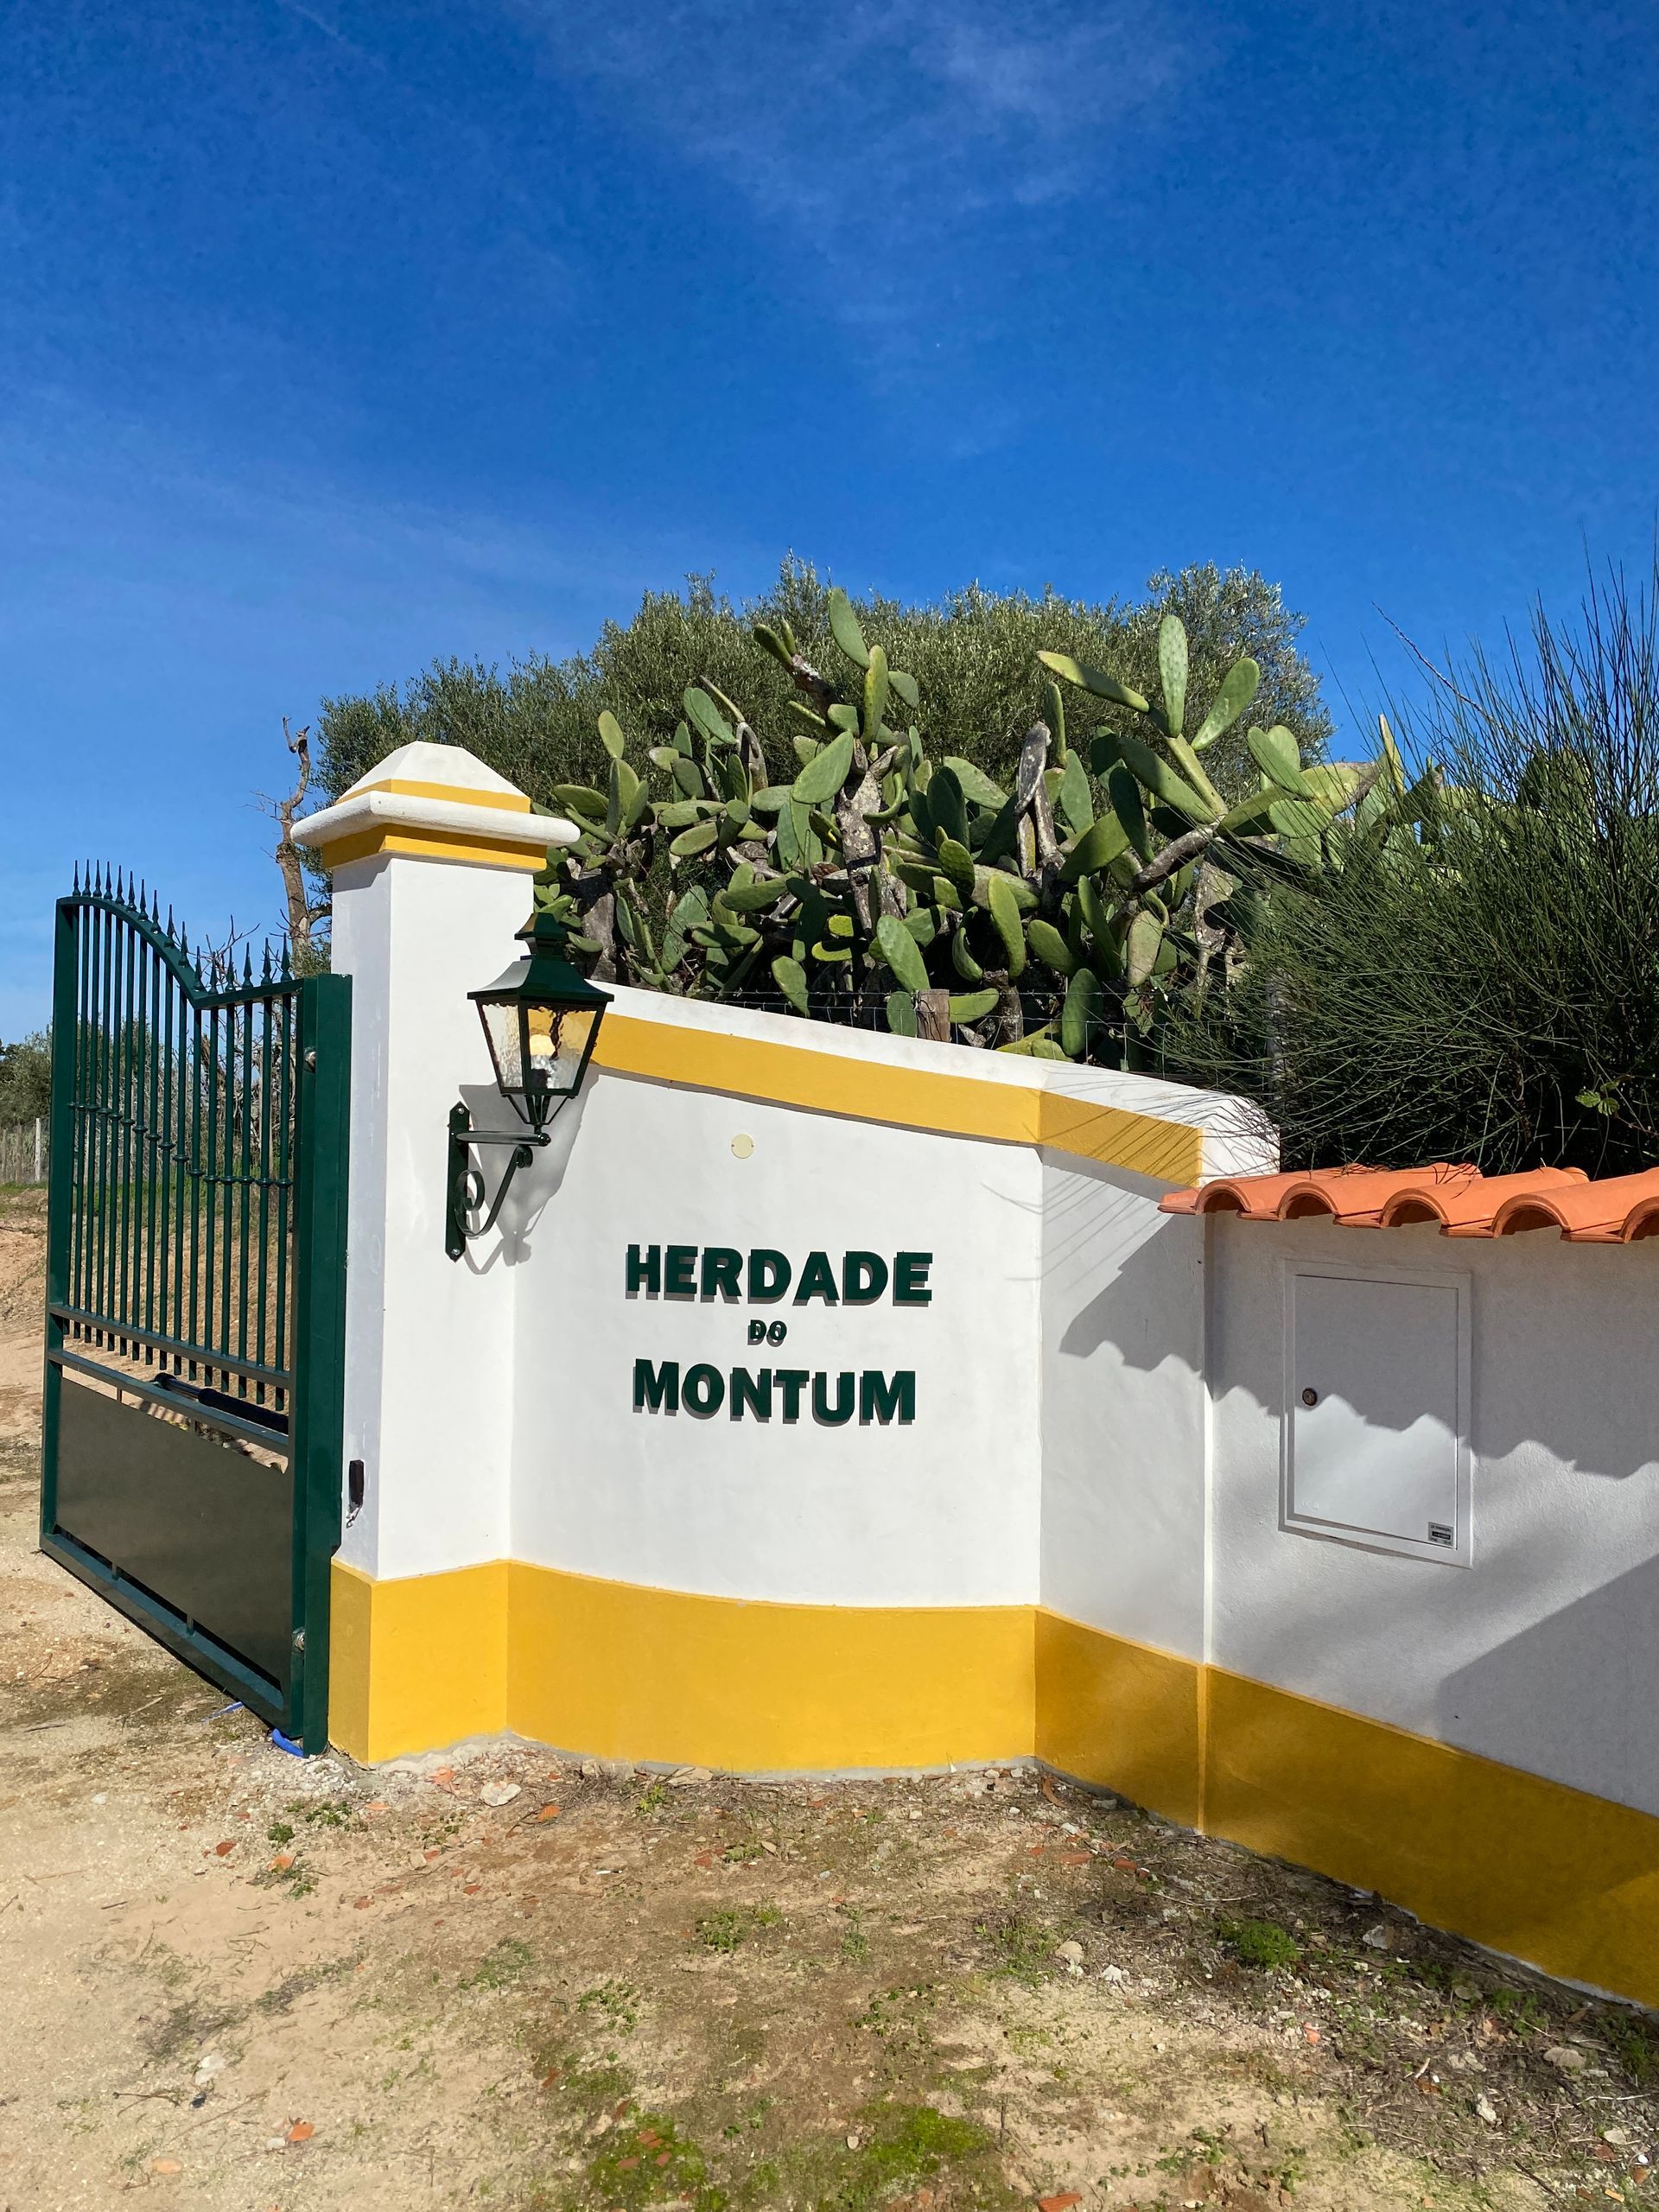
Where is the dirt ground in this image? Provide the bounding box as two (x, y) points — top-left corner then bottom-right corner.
(3, 1187), (1659, 2212)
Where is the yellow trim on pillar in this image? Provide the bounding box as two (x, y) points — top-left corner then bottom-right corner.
(317, 824), (548, 873)
(328, 1558), (508, 1763)
(350, 779), (532, 812)
(327, 1561), (1659, 2005)
(594, 1014), (1206, 1187)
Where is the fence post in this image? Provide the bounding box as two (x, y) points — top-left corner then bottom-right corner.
(35, 1116), (41, 1184)
(39, 899), (80, 1546)
(286, 972), (353, 1753)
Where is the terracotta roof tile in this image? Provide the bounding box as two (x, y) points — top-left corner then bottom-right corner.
(1382, 1166), (1586, 1233)
(1272, 1165), (1480, 1225)
(1158, 1160), (1659, 1243)
(1489, 1166), (1659, 1242)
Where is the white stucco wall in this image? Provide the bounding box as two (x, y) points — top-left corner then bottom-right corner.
(330, 853), (527, 1580)
(1205, 1213), (1659, 1815)
(493, 987), (1259, 1612)
(508, 1059), (1045, 1606)
(1038, 1157), (1209, 1661)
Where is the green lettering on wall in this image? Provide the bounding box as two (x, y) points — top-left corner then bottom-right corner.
(860, 1370), (916, 1424)
(683, 1363), (725, 1417)
(730, 1367), (772, 1421)
(812, 1370), (855, 1425)
(842, 1251), (889, 1305)
(774, 1368), (810, 1421)
(664, 1244), (697, 1297)
(633, 1357), (679, 1412)
(626, 1244), (661, 1296)
(793, 1250), (839, 1305)
(748, 1249), (792, 1303)
(893, 1251), (934, 1306)
(701, 1247), (742, 1300)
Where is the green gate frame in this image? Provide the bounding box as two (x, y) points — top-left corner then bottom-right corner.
(38, 874), (351, 1751)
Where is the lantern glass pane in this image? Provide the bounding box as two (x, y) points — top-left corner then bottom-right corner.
(550, 1007), (594, 1091)
(479, 998), (524, 1092)
(524, 1003), (565, 1087)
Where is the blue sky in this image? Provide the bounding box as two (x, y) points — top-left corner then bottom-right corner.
(3, 0), (1656, 1033)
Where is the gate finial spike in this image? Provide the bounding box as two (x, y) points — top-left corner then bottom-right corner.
(260, 938), (272, 983)
(243, 945), (253, 983)
(279, 938), (292, 981)
(73, 861), (80, 893)
(166, 904), (175, 938)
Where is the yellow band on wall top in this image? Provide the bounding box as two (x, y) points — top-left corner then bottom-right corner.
(594, 1014), (1206, 1187)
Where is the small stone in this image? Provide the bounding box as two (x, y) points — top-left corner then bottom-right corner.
(846, 2132), (861, 2151)
(193, 2054), (225, 2086)
(1054, 1940), (1084, 1975)
(1361, 1923), (1389, 1949)
(148, 2158), (182, 2175)
(669, 1766), (712, 1788)
(1476, 2096), (1498, 2126)
(1452, 1977), (1482, 2000)
(480, 1783), (521, 1808)
(1605, 2128), (1631, 2146)
(1099, 1964), (1127, 1985)
(1544, 2045), (1587, 2073)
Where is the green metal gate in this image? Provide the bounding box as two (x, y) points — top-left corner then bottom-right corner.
(39, 870), (351, 1751)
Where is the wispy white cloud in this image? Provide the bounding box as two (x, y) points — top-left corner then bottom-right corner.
(512, 0), (1195, 366)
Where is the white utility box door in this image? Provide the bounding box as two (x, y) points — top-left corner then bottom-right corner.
(1284, 1263), (1470, 1564)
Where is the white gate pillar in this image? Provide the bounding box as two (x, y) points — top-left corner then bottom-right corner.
(292, 744), (575, 1604)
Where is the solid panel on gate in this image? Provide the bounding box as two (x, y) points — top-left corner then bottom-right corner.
(1285, 1268), (1467, 1562)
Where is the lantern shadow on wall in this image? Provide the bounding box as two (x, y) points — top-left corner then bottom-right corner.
(445, 911), (613, 1261)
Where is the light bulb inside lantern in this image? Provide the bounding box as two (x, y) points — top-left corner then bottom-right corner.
(526, 1014), (558, 1067)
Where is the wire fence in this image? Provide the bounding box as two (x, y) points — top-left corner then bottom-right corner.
(0, 1119), (47, 1185)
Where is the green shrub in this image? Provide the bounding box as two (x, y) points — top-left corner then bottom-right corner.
(1218, 1916), (1303, 1970)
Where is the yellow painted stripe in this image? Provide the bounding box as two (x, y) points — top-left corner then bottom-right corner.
(508, 1563), (1033, 1773)
(316, 825), (547, 872)
(329, 1560), (1659, 2005)
(1034, 1608), (1203, 1830)
(595, 1014), (1205, 1186)
(352, 778), (533, 812)
(329, 1557), (507, 1762)
(1206, 1668), (1659, 2009)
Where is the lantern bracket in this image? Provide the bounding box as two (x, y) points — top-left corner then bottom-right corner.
(445, 1101), (551, 1262)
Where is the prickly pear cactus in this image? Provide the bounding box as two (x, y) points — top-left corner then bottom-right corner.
(536, 598), (1406, 1065)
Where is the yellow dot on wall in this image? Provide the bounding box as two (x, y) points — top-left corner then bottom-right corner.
(731, 1134), (754, 1160)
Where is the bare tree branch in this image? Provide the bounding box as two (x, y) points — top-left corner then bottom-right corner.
(260, 720), (322, 967)
(1128, 823), (1218, 896)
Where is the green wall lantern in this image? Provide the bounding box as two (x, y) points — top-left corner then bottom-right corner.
(445, 912), (613, 1260)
